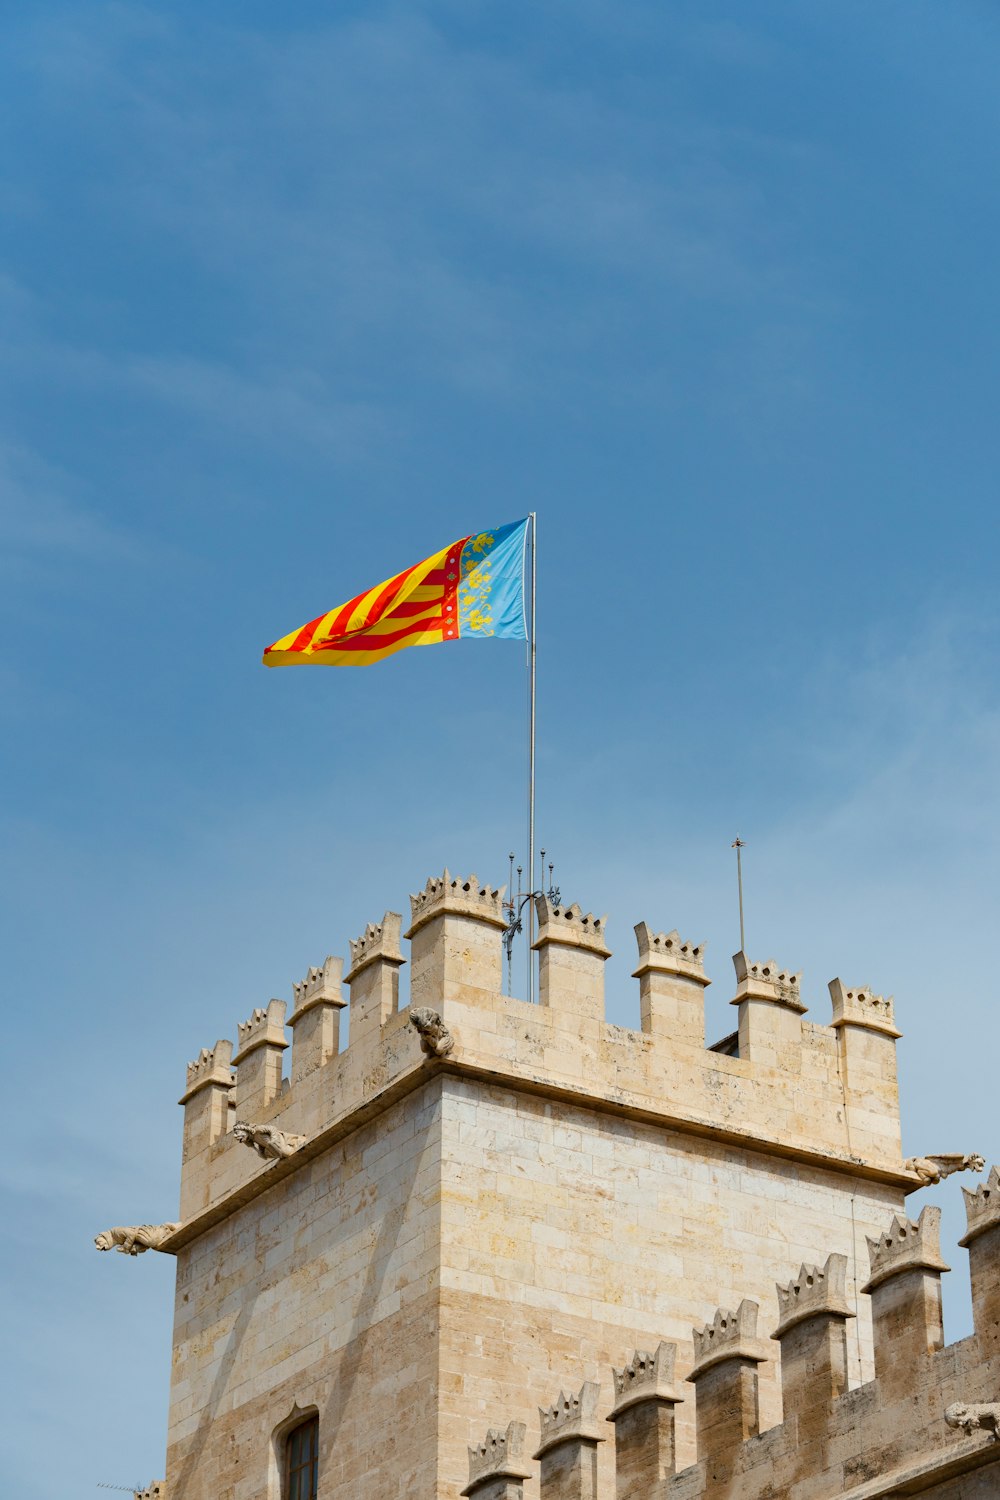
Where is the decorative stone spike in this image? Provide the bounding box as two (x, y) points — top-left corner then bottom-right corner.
(462, 1421), (533, 1496)
(690, 1299), (768, 1379)
(534, 1382), (604, 1458)
(292, 955), (345, 1014)
(828, 978), (901, 1038)
(234, 999), (288, 1061)
(346, 913), (404, 979)
(732, 954), (805, 1012)
(633, 925), (706, 980)
(774, 1254), (853, 1338)
(533, 897), (611, 956)
(863, 1205), (950, 1292)
(181, 1039), (234, 1100)
(407, 869), (507, 936)
(960, 1165), (1000, 1247)
(610, 1343), (681, 1417)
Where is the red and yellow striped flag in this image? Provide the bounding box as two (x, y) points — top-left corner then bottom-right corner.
(263, 519), (528, 668)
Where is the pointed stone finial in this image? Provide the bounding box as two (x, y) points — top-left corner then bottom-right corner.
(292, 955), (345, 1015)
(960, 1164), (1000, 1247)
(689, 1300), (768, 1380)
(863, 1205), (950, 1292)
(732, 954), (804, 1012)
(462, 1421), (532, 1495)
(406, 870), (507, 936)
(828, 979), (901, 1037)
(345, 912), (404, 980)
(534, 1382), (605, 1458)
(610, 1342), (682, 1417)
(774, 1253), (853, 1338)
(181, 1039), (234, 1101)
(632, 925), (707, 982)
(533, 897), (611, 955)
(234, 999), (287, 1061)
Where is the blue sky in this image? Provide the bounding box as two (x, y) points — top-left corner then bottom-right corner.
(4, 3), (1000, 1493)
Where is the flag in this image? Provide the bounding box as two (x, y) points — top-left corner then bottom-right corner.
(262, 518), (529, 667)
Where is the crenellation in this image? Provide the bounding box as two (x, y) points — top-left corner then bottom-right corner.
(608, 1343), (682, 1492)
(633, 925), (708, 1047)
(406, 870), (507, 1009)
(731, 952), (806, 1077)
(347, 912), (404, 978)
(863, 1205), (949, 1400)
(462, 1420), (533, 1499)
(828, 978), (901, 1037)
(345, 911), (405, 1051)
(179, 1038), (234, 1182)
(960, 1164), (1000, 1246)
(162, 862), (962, 1500)
(774, 1254), (854, 1429)
(535, 1383), (604, 1500)
(688, 1300), (767, 1470)
(533, 896), (611, 1024)
(961, 1165), (1000, 1356)
(292, 954), (345, 1011)
(863, 1205), (950, 1292)
(733, 952), (804, 1008)
(408, 869), (507, 933)
(232, 999), (287, 1117)
(289, 954), (345, 1085)
(690, 1299), (768, 1381)
(182, 1039), (235, 1100)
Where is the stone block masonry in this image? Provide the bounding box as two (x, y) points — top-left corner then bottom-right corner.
(152, 864), (940, 1499)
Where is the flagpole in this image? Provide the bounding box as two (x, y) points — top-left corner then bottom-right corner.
(527, 512), (537, 1004)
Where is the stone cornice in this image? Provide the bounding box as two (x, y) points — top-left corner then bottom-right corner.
(162, 1046), (917, 1255)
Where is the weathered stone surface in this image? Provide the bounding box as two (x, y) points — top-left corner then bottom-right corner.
(156, 864), (1000, 1500)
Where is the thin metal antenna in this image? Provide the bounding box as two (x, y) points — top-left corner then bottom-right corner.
(731, 836), (746, 953)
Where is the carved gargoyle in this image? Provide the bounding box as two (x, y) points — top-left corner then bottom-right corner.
(94, 1223), (180, 1256)
(905, 1153), (986, 1188)
(409, 1007), (455, 1058)
(945, 1401), (1000, 1441)
(232, 1120), (307, 1160)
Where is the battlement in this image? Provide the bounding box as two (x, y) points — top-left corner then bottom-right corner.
(732, 953), (804, 1011)
(180, 1039), (234, 1102)
(961, 1163), (1000, 1245)
(462, 1421), (532, 1498)
(633, 925), (706, 980)
(346, 912), (404, 977)
(291, 955), (344, 1013)
(460, 1178), (1000, 1499)
(170, 862), (911, 1228)
(774, 1253), (853, 1337)
(407, 870), (507, 934)
(828, 978), (901, 1037)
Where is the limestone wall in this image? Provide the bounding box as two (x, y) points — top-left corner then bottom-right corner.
(460, 1181), (1000, 1500)
(160, 867), (920, 1498)
(435, 1076), (900, 1498)
(166, 1085), (443, 1500)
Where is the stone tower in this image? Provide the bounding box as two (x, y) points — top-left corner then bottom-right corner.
(150, 870), (997, 1498)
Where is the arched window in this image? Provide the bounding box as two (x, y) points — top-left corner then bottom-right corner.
(284, 1413), (319, 1500)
